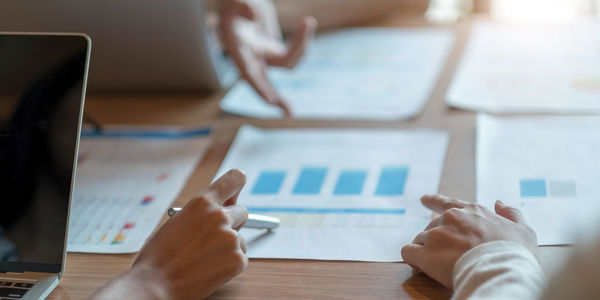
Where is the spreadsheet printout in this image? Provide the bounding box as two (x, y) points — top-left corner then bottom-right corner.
(216, 126), (449, 261)
(477, 115), (600, 245)
(221, 28), (454, 120)
(67, 127), (211, 253)
(447, 21), (600, 113)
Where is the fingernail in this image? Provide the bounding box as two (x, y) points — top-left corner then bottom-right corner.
(496, 200), (504, 206)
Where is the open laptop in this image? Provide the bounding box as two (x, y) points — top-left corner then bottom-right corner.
(0, 0), (235, 92)
(0, 33), (90, 299)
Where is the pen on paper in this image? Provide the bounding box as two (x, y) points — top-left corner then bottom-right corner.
(167, 207), (280, 230)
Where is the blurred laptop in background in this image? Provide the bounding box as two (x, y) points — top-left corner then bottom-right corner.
(0, 0), (234, 92)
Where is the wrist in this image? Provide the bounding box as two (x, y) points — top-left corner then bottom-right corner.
(453, 240), (541, 288)
(120, 263), (171, 299)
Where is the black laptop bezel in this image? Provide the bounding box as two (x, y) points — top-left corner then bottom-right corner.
(0, 32), (91, 276)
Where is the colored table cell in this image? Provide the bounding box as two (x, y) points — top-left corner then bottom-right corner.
(334, 170), (367, 195)
(375, 166), (409, 196)
(292, 167), (328, 195)
(252, 171), (286, 195)
(548, 180), (576, 197)
(141, 196), (154, 205)
(520, 179), (547, 197)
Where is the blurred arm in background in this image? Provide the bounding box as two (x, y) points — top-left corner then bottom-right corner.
(217, 0), (427, 117)
(275, 0), (429, 34)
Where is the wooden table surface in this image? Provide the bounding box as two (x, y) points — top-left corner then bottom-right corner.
(49, 14), (572, 300)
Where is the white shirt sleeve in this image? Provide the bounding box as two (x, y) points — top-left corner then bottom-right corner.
(451, 241), (545, 300)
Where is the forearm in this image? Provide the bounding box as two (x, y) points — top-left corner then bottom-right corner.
(452, 241), (544, 300)
(89, 265), (169, 300)
(274, 0), (427, 34)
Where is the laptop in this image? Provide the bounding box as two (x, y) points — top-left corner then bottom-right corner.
(0, 0), (235, 92)
(0, 33), (90, 299)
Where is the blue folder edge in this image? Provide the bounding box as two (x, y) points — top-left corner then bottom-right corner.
(80, 126), (212, 139)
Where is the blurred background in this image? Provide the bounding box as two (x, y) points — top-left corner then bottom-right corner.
(428, 0), (600, 22)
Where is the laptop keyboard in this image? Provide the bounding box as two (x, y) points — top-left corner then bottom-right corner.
(0, 281), (34, 299)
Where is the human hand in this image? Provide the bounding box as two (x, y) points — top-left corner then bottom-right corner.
(90, 169), (249, 299)
(219, 0), (317, 117)
(401, 195), (538, 289)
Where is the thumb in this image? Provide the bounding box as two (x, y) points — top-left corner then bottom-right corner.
(495, 200), (527, 225)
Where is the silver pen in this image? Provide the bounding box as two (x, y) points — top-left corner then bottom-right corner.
(167, 207), (280, 230)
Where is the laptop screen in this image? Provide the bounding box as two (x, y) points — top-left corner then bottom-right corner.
(0, 34), (89, 273)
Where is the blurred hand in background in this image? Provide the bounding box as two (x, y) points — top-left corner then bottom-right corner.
(220, 0), (317, 117)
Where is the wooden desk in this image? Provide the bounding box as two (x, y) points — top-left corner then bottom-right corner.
(49, 15), (571, 300)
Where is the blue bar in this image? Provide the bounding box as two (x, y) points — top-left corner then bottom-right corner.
(520, 179), (547, 197)
(248, 207), (406, 215)
(251, 171), (286, 195)
(81, 127), (211, 139)
(334, 170), (367, 195)
(292, 167), (328, 195)
(375, 166), (409, 196)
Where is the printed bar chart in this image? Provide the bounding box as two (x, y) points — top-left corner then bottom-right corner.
(520, 179), (576, 198)
(252, 171), (286, 195)
(251, 166), (410, 197)
(216, 126), (450, 261)
(375, 167), (409, 196)
(292, 167), (328, 195)
(334, 170), (367, 195)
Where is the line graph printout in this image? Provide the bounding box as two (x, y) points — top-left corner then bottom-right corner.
(477, 115), (600, 245)
(216, 126), (449, 261)
(221, 28), (454, 120)
(67, 127), (212, 253)
(447, 21), (600, 113)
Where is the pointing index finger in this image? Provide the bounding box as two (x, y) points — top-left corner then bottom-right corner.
(421, 194), (469, 215)
(205, 169), (247, 206)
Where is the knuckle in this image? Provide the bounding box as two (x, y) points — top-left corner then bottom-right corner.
(400, 246), (415, 262)
(187, 195), (213, 211)
(466, 203), (479, 210)
(427, 227), (447, 240)
(441, 208), (462, 223)
(208, 208), (229, 226)
(469, 203), (486, 213)
(219, 228), (239, 246)
(228, 251), (248, 275)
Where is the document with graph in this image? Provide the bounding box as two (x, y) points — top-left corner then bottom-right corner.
(477, 115), (600, 245)
(67, 127), (212, 253)
(447, 21), (600, 113)
(221, 28), (454, 120)
(216, 126), (449, 262)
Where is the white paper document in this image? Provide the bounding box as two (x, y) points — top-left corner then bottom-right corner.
(67, 127), (212, 253)
(477, 115), (600, 245)
(221, 28), (454, 120)
(216, 126), (449, 261)
(447, 21), (600, 113)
